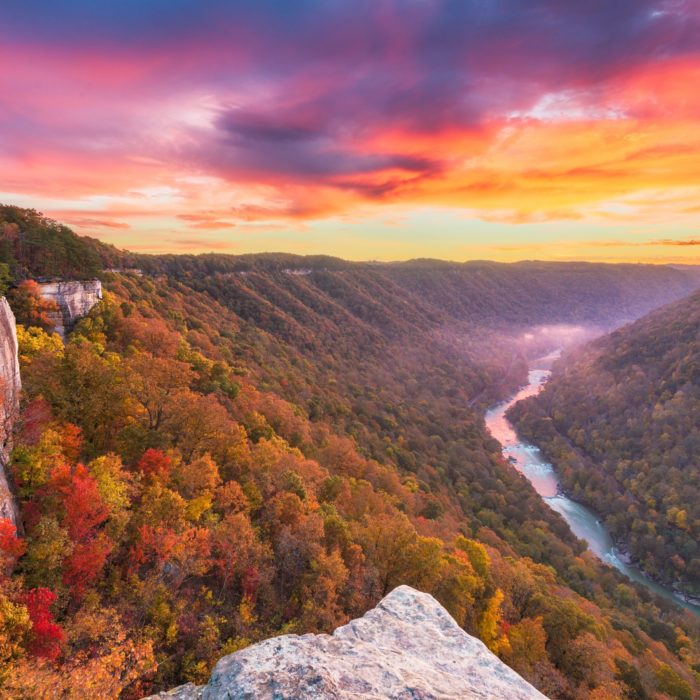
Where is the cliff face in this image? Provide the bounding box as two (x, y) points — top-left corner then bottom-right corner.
(38, 280), (102, 339)
(0, 298), (21, 527)
(0, 281), (102, 527)
(146, 586), (546, 700)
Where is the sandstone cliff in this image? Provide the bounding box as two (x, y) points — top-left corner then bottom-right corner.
(38, 279), (102, 339)
(0, 298), (21, 527)
(146, 585), (546, 700)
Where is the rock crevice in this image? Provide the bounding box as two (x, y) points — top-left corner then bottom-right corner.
(146, 585), (546, 700)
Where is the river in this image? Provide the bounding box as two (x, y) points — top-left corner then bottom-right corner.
(485, 351), (700, 616)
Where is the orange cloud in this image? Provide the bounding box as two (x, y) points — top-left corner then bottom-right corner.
(1, 8), (700, 264)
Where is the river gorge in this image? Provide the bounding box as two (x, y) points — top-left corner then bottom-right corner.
(485, 351), (700, 616)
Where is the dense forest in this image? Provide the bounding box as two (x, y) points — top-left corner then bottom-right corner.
(510, 291), (700, 600)
(0, 206), (101, 284)
(0, 208), (699, 699)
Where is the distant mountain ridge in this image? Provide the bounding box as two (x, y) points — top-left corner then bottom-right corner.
(3, 204), (699, 335)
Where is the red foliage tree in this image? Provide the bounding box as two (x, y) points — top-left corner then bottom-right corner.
(62, 538), (112, 600)
(49, 463), (109, 542)
(136, 448), (173, 483)
(24, 587), (64, 661)
(0, 518), (26, 572)
(58, 423), (83, 463)
(129, 524), (211, 588)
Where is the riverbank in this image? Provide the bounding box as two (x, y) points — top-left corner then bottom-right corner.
(484, 354), (700, 616)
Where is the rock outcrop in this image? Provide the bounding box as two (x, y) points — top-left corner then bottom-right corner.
(145, 585), (546, 700)
(0, 298), (21, 527)
(0, 281), (102, 528)
(38, 279), (102, 339)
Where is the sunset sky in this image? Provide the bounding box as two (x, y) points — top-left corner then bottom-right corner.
(2, 0), (700, 262)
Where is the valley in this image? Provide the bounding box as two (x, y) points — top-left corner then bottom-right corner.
(486, 351), (700, 616)
(510, 291), (700, 602)
(0, 206), (699, 698)
(5, 2), (700, 696)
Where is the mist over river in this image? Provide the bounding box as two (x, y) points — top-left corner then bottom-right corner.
(485, 351), (700, 616)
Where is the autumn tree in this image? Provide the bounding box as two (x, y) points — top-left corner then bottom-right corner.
(0, 586), (31, 677)
(0, 520), (26, 573)
(24, 588), (64, 660)
(123, 353), (193, 434)
(8, 280), (58, 332)
(506, 616), (549, 675)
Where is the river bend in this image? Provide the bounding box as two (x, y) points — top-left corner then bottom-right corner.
(485, 352), (700, 616)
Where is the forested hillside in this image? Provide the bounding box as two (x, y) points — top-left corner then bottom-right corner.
(136, 254), (700, 330)
(510, 291), (700, 600)
(0, 208), (699, 699)
(0, 206), (101, 283)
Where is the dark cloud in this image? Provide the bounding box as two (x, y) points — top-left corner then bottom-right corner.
(5, 2), (697, 62)
(4, 1), (698, 84)
(183, 105), (441, 184)
(217, 111), (322, 144)
(3, 1), (700, 191)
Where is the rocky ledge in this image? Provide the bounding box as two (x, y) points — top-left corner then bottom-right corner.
(145, 585), (546, 700)
(38, 279), (102, 339)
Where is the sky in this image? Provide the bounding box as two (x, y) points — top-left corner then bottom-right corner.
(2, 0), (700, 262)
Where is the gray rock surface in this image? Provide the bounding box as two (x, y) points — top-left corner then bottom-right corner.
(144, 585), (547, 700)
(38, 280), (102, 339)
(0, 298), (21, 527)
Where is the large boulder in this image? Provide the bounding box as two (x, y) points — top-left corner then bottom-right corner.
(146, 585), (546, 699)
